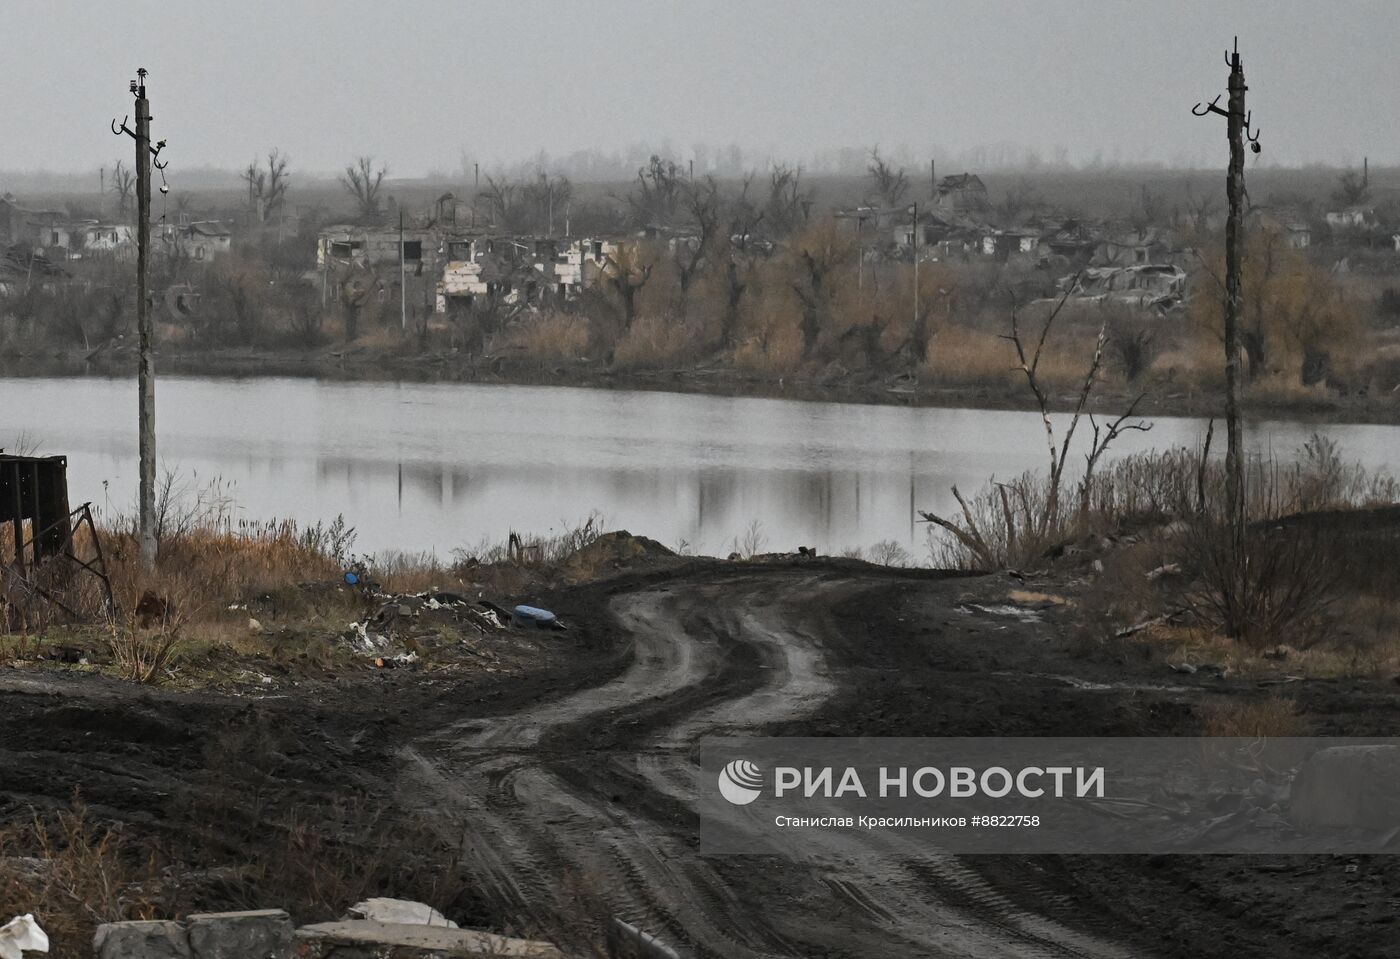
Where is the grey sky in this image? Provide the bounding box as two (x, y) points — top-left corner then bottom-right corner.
(4, 0), (1395, 177)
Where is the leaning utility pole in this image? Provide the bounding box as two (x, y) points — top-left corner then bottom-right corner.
(112, 68), (169, 570)
(1193, 38), (1261, 544)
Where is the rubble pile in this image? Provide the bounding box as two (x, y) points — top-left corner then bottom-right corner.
(340, 591), (569, 669)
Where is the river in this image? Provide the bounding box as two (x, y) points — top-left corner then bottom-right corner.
(6, 376), (1398, 559)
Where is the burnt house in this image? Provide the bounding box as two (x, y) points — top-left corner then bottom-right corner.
(0, 196), (69, 249)
(0, 246), (68, 294)
(1042, 219), (1101, 260)
(934, 174), (990, 216)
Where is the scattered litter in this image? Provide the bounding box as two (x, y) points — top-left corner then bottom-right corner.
(956, 603), (1042, 623)
(1167, 661), (1230, 677)
(1146, 563), (1183, 581)
(346, 622), (390, 654)
(1114, 608), (1187, 638)
(0, 914), (48, 959)
(1007, 590), (1069, 609)
(373, 652), (419, 669)
(247, 617), (263, 633)
(344, 898), (457, 927)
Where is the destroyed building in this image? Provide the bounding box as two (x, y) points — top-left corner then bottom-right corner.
(435, 235), (619, 312)
(1057, 263), (1188, 312)
(162, 221), (233, 261)
(934, 173), (990, 215)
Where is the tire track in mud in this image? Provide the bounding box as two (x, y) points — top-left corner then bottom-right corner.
(400, 565), (1137, 958)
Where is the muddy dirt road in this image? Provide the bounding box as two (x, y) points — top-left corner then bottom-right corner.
(6, 558), (1399, 957)
(403, 566), (1139, 958)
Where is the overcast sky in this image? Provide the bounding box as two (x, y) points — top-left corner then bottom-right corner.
(3, 0), (1395, 178)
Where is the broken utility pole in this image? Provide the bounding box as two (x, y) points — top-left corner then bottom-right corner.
(112, 68), (170, 570)
(1193, 37), (1261, 546)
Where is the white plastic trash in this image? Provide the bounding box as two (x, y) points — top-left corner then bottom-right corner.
(0, 914), (49, 959)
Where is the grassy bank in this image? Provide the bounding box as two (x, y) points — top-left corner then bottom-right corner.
(8, 333), (1400, 429)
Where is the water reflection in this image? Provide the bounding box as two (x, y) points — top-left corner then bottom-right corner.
(5, 375), (1396, 558)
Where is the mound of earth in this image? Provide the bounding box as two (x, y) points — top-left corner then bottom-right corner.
(560, 530), (677, 582)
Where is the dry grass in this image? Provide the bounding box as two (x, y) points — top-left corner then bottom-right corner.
(1199, 697), (1307, 738)
(923, 325), (1017, 388)
(453, 513), (605, 569)
(0, 798), (169, 957)
(613, 313), (701, 369)
(499, 311), (591, 361)
(732, 307), (805, 374)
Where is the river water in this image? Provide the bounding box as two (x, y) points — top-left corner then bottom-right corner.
(6, 376), (1398, 559)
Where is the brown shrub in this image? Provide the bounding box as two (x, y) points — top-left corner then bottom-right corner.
(612, 313), (700, 369)
(1199, 697), (1306, 737)
(499, 312), (591, 362)
(0, 798), (168, 956)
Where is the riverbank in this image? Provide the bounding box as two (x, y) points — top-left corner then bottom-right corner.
(4, 341), (1398, 426)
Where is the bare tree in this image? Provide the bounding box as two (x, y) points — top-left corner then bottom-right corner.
(262, 148), (290, 218)
(920, 283), (1150, 567)
(521, 171), (572, 233)
(240, 149), (291, 222)
(478, 174), (525, 232)
(628, 155), (684, 227)
(995, 177), (1044, 223)
(866, 148), (908, 208)
(1181, 180), (1222, 240)
(718, 175), (765, 348)
(1003, 288), (1151, 527)
(1332, 167), (1370, 207)
(765, 164), (814, 237)
(1127, 183), (1164, 238)
(340, 156), (388, 222)
(110, 160), (135, 218)
(789, 228), (852, 357)
(673, 176), (722, 305)
(603, 243), (654, 330)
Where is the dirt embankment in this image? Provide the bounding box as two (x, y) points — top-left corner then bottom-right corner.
(4, 554), (1400, 957)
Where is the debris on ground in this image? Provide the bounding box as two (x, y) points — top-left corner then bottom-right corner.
(957, 602), (1044, 623)
(344, 898), (457, 927)
(1146, 562), (1184, 581)
(295, 920), (564, 958)
(339, 590), (574, 667)
(510, 604), (566, 631)
(0, 914), (48, 959)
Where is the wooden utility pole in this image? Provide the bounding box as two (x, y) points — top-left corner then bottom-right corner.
(1222, 46), (1246, 541)
(399, 209), (407, 331)
(1194, 38), (1260, 542)
(911, 200), (919, 336)
(113, 68), (169, 570)
(134, 72), (156, 569)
